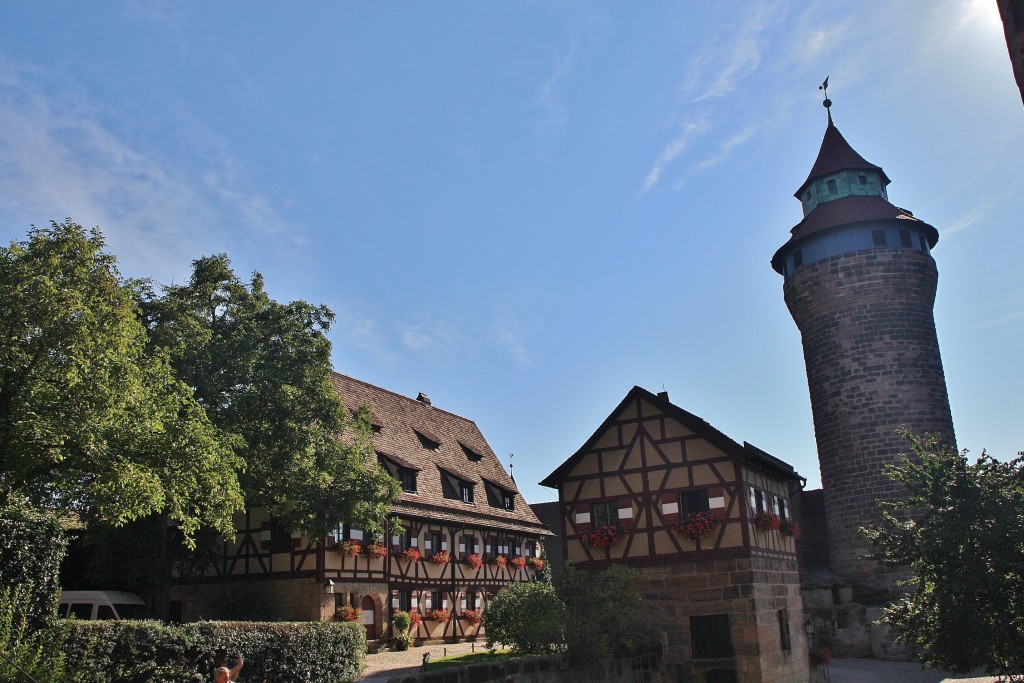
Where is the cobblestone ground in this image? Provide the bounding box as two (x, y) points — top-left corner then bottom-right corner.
(358, 641), (480, 682)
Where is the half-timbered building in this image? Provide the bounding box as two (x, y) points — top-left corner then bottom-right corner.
(540, 386), (809, 683)
(170, 373), (549, 644)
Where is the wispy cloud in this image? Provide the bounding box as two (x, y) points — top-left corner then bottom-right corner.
(944, 200), (991, 237)
(640, 116), (710, 194)
(691, 1), (785, 103)
(689, 124), (758, 173)
(0, 58), (295, 283)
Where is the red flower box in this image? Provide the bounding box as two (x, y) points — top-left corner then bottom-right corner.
(399, 548), (423, 562)
(674, 511), (720, 543)
(580, 524), (624, 549)
(337, 540), (362, 557)
(780, 519), (800, 539)
(754, 512), (781, 531)
(463, 553), (483, 570)
(427, 608), (452, 623)
(461, 609), (482, 626)
(334, 605), (362, 622)
(510, 556), (527, 569)
(529, 557), (545, 570)
(492, 555), (508, 567)
(429, 550), (451, 564)
(364, 543), (387, 559)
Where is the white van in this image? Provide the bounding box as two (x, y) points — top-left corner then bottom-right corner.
(58, 591), (147, 621)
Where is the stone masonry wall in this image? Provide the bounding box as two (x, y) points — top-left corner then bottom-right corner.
(784, 248), (955, 593)
(636, 555), (809, 683)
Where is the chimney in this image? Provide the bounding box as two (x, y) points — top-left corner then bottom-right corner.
(657, 390), (669, 401)
(416, 392), (432, 406)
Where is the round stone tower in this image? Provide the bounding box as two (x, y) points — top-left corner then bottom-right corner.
(772, 104), (956, 591)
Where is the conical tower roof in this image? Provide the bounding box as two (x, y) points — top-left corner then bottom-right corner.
(794, 115), (890, 199)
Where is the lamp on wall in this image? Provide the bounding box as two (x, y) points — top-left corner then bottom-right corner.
(324, 579), (335, 594)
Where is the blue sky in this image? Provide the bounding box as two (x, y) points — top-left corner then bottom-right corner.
(2, 1), (1021, 505)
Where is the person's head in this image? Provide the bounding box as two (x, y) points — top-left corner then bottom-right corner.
(213, 666), (230, 683)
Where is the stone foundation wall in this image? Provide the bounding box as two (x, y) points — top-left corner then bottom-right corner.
(636, 555), (810, 682)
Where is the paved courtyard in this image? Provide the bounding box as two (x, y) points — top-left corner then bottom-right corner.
(358, 648), (1009, 683)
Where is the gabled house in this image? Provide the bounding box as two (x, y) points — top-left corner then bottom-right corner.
(541, 386), (809, 683)
(170, 373), (549, 644)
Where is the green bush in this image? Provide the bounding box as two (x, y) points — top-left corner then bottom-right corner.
(57, 619), (366, 683)
(483, 581), (565, 655)
(0, 505), (67, 633)
(556, 564), (656, 673)
(0, 584), (74, 683)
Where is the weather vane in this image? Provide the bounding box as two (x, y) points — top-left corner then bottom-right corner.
(819, 76), (832, 110)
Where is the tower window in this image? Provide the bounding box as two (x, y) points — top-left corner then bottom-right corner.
(900, 230), (912, 248)
(827, 179), (837, 194)
(918, 234), (927, 251)
(778, 609), (792, 652)
(858, 174), (867, 185)
(872, 229), (888, 246)
(792, 250), (803, 269)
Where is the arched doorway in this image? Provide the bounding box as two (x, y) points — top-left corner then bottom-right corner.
(361, 595), (376, 639)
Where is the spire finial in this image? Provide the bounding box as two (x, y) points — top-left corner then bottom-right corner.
(819, 76), (833, 123)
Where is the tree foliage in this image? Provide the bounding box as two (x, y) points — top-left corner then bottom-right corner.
(864, 431), (1024, 678)
(555, 563), (655, 672)
(139, 254), (398, 540)
(483, 580), (565, 655)
(0, 222), (242, 544)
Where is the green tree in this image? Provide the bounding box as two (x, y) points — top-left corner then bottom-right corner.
(0, 221), (242, 544)
(483, 580), (565, 654)
(139, 254), (398, 540)
(864, 431), (1024, 678)
(555, 563), (655, 672)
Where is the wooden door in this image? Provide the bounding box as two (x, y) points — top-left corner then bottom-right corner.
(361, 595), (376, 638)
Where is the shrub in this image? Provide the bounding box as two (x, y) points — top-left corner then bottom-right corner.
(0, 584), (73, 683)
(0, 505), (67, 633)
(484, 581), (565, 655)
(392, 611), (411, 633)
(57, 619), (365, 683)
(556, 563), (656, 673)
(335, 605), (362, 622)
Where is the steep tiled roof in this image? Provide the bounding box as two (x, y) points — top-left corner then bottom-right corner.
(795, 117), (889, 198)
(540, 385), (801, 488)
(331, 373), (549, 535)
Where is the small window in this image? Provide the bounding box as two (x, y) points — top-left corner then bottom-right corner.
(466, 590), (479, 610)
(525, 539), (538, 558)
(414, 430), (440, 450)
(900, 230), (912, 248)
(750, 489), (766, 514)
(872, 229), (888, 246)
(778, 609), (792, 652)
(460, 482), (474, 503)
(429, 531), (443, 552)
(827, 179), (837, 194)
(398, 590), (412, 613)
(792, 250), (803, 269)
(431, 590), (443, 610)
(461, 443), (484, 461)
(486, 537), (499, 559)
(918, 234), (927, 251)
(858, 174), (867, 185)
(502, 492), (514, 511)
(691, 614), (733, 659)
(779, 499), (790, 522)
(397, 528), (412, 552)
(592, 501), (619, 528)
(680, 490), (710, 517)
(399, 469), (417, 493)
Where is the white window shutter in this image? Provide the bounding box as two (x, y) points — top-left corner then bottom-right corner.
(350, 529), (364, 540)
(441, 540), (448, 551)
(411, 537), (418, 548)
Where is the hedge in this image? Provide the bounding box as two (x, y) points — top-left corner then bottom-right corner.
(0, 504), (67, 632)
(56, 619), (366, 683)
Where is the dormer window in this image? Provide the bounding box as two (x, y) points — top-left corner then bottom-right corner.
(399, 468), (417, 493)
(414, 430), (440, 450)
(460, 482), (474, 504)
(858, 174), (867, 185)
(502, 492), (514, 511)
(461, 443), (484, 462)
(827, 179), (837, 194)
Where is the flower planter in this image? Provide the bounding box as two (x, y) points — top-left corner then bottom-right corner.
(336, 540), (362, 558)
(427, 608), (452, 624)
(510, 556), (527, 569)
(754, 512), (781, 531)
(428, 550), (451, 565)
(399, 548), (423, 562)
(463, 553), (483, 570)
(461, 609), (482, 626)
(580, 524), (624, 549)
(334, 605), (362, 622)
(674, 511), (720, 543)
(364, 543), (387, 560)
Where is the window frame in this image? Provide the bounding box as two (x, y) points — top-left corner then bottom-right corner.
(680, 489), (711, 517)
(691, 614), (734, 660)
(591, 500), (620, 528)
